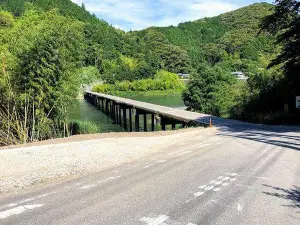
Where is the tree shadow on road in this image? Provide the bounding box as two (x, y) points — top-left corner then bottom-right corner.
(215, 125), (300, 152)
(263, 185), (300, 209)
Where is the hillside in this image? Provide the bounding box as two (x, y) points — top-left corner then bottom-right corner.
(131, 3), (276, 73)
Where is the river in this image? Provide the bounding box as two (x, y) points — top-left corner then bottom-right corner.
(69, 94), (185, 133)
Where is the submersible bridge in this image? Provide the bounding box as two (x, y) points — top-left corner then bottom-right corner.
(84, 91), (215, 132)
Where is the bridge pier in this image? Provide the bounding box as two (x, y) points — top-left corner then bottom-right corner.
(84, 92), (206, 133)
(161, 117), (184, 131)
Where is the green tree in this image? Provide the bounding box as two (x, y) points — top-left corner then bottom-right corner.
(182, 65), (240, 117)
(260, 0), (300, 121)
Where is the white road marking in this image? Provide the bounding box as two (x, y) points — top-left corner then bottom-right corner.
(204, 186), (214, 191)
(140, 215), (169, 225)
(185, 199), (193, 203)
(79, 184), (97, 190)
(213, 188), (221, 192)
(191, 173), (239, 200)
(140, 215), (197, 225)
(198, 185), (207, 189)
(237, 204), (243, 211)
(0, 204), (44, 219)
(143, 160), (167, 169)
(0, 192), (55, 211)
(144, 164), (155, 169)
(157, 160), (167, 163)
(194, 191), (204, 197)
(78, 176), (121, 190)
(235, 184), (260, 190)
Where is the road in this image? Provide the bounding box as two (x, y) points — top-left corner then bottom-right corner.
(0, 125), (300, 225)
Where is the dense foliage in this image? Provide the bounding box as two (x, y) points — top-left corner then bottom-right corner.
(0, 9), (86, 145)
(93, 70), (184, 94)
(259, 0), (300, 119)
(0, 0), (297, 146)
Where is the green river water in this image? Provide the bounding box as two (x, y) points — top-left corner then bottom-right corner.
(69, 94), (185, 133)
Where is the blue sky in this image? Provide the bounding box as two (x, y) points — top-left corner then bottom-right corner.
(71, 0), (273, 31)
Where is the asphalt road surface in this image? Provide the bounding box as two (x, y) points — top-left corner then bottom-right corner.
(1, 124), (300, 225)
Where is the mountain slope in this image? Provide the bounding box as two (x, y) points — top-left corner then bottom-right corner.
(131, 3), (276, 72)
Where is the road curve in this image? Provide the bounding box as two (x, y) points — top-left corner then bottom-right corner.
(0, 125), (299, 225)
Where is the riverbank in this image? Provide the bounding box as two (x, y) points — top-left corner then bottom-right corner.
(103, 89), (183, 97)
(0, 127), (206, 196)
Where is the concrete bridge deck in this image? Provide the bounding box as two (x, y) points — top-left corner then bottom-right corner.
(85, 91), (244, 130)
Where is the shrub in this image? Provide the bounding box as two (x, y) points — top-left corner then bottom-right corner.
(92, 70), (185, 94)
(0, 11), (14, 27)
(69, 120), (99, 135)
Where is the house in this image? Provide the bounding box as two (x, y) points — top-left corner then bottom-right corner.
(178, 73), (190, 79)
(232, 72), (248, 80)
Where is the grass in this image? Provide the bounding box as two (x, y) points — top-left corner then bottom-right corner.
(69, 119), (99, 135)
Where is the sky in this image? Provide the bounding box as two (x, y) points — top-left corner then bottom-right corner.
(71, 0), (273, 31)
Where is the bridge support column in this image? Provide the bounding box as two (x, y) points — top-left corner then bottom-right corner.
(96, 97), (100, 110)
(143, 114), (147, 132)
(135, 110), (140, 132)
(105, 100), (109, 115)
(111, 101), (116, 121)
(129, 108), (133, 132)
(123, 107), (127, 131)
(115, 104), (119, 124)
(118, 105), (122, 126)
(172, 123), (176, 130)
(160, 117), (183, 131)
(151, 114), (155, 131)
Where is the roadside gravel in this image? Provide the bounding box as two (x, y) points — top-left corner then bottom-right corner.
(0, 128), (206, 196)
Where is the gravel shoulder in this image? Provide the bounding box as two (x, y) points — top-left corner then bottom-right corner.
(0, 128), (209, 197)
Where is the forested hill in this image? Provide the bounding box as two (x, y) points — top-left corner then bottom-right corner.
(131, 3), (275, 72)
(0, 0), (144, 72)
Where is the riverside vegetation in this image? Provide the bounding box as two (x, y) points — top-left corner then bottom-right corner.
(93, 70), (185, 96)
(0, 0), (299, 146)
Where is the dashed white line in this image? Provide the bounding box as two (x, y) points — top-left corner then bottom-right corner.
(0, 204), (44, 219)
(192, 173), (239, 199)
(140, 215), (169, 225)
(204, 186), (214, 191)
(0, 192), (56, 211)
(79, 184), (97, 190)
(157, 160), (167, 163)
(78, 176), (121, 190)
(198, 185), (207, 189)
(144, 164), (154, 169)
(237, 204), (243, 211)
(194, 191), (204, 197)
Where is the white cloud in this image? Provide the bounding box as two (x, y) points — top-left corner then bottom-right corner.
(71, 0), (245, 31)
